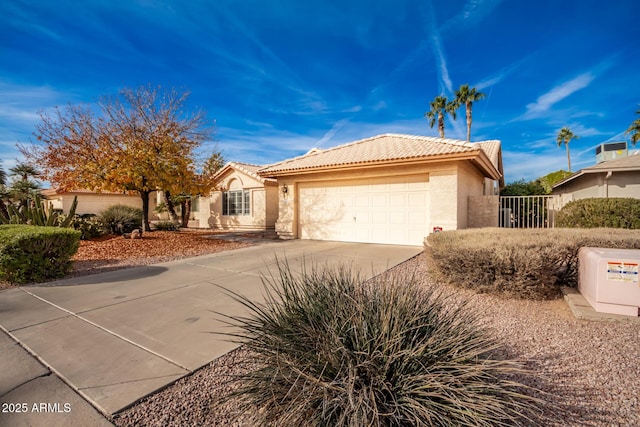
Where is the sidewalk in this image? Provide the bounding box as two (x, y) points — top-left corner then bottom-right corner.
(0, 327), (113, 427)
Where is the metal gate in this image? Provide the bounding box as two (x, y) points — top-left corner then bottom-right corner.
(499, 195), (558, 228)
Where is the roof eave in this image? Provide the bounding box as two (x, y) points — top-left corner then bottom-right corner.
(552, 166), (640, 189)
(259, 151), (501, 179)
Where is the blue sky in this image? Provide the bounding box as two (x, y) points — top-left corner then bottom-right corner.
(1, 0), (639, 184)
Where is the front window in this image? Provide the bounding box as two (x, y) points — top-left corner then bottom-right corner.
(222, 190), (251, 215)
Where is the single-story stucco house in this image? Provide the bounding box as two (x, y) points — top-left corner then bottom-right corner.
(42, 188), (158, 216)
(194, 162), (279, 231)
(552, 152), (640, 203)
(258, 133), (504, 246)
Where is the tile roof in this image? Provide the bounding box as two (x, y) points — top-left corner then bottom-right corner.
(259, 134), (502, 176)
(214, 162), (276, 183)
(41, 188), (138, 196)
(552, 152), (640, 188)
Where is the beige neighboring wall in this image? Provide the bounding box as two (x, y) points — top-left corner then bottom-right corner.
(552, 154), (640, 204)
(553, 172), (640, 200)
(42, 189), (156, 216)
(198, 164), (278, 231)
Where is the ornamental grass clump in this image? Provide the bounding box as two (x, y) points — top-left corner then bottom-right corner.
(99, 204), (142, 235)
(220, 262), (543, 426)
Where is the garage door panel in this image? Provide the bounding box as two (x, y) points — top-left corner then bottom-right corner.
(408, 193), (427, 208)
(371, 194), (387, 208)
(355, 195), (369, 208)
(299, 175), (428, 246)
(389, 193), (406, 206)
(372, 212), (387, 224)
(408, 211), (427, 225)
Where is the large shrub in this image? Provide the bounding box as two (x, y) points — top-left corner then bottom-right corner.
(426, 228), (640, 299)
(557, 198), (640, 229)
(0, 224), (80, 284)
(220, 263), (543, 426)
(99, 204), (142, 235)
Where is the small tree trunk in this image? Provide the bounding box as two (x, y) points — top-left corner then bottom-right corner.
(0, 199), (9, 220)
(438, 113), (445, 138)
(180, 198), (191, 228)
(141, 190), (151, 232)
(163, 190), (179, 221)
(566, 143), (572, 172)
(466, 104), (472, 142)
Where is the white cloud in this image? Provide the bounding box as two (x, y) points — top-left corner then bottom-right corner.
(525, 72), (595, 116)
(440, 0), (505, 33)
(424, 0), (452, 95)
(342, 105), (363, 113)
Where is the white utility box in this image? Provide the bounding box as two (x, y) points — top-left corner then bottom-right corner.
(578, 247), (640, 316)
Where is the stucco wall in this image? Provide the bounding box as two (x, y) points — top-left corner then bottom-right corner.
(47, 192), (157, 216)
(604, 172), (640, 198)
(553, 171), (640, 201)
(198, 168), (278, 231)
(428, 168), (458, 232)
(456, 162), (485, 229)
(468, 196), (499, 228)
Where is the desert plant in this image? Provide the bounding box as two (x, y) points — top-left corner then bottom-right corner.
(65, 213), (105, 240)
(218, 262), (544, 426)
(99, 204), (143, 235)
(426, 228), (640, 299)
(0, 224), (80, 284)
(153, 220), (179, 231)
(0, 194), (77, 227)
(557, 198), (640, 229)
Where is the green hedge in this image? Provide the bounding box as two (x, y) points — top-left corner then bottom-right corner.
(557, 198), (640, 229)
(425, 228), (640, 300)
(0, 225), (81, 284)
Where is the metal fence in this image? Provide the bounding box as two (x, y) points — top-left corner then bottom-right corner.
(499, 195), (559, 228)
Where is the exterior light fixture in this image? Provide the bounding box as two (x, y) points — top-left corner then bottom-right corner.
(282, 184), (288, 195)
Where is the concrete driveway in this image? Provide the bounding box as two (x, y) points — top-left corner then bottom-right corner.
(0, 240), (422, 417)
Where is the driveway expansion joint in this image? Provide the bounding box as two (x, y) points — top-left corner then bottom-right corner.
(19, 288), (192, 371)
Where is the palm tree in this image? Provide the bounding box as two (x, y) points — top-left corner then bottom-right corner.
(9, 163), (41, 181)
(556, 127), (579, 172)
(425, 95), (457, 138)
(625, 106), (640, 146)
(454, 84), (485, 141)
(8, 163), (42, 208)
(0, 163), (9, 219)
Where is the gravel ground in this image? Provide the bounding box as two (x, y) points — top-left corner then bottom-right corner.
(112, 253), (640, 427)
(69, 230), (252, 278)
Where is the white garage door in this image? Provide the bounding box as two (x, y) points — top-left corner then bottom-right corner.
(299, 175), (428, 246)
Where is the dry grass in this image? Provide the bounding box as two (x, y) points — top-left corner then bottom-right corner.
(426, 228), (640, 300)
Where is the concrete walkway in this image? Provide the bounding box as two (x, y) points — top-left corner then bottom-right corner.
(0, 240), (422, 424)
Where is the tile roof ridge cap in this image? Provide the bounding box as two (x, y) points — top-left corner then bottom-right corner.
(228, 162), (269, 181)
(231, 161), (263, 168)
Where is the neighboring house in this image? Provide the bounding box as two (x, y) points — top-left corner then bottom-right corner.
(194, 162), (279, 231)
(258, 133), (504, 246)
(552, 152), (640, 203)
(42, 188), (158, 216)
